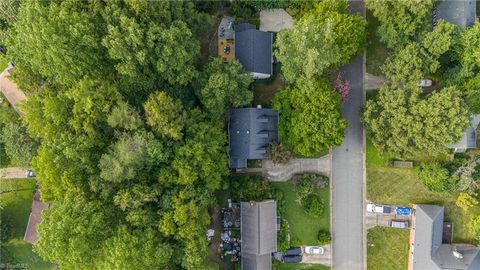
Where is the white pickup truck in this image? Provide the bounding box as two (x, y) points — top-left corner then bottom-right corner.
(366, 203), (392, 214)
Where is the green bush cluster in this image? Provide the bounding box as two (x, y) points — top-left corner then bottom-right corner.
(317, 229), (331, 245)
(417, 162), (457, 193)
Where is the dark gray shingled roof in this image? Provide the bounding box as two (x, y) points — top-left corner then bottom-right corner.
(436, 0), (476, 29)
(229, 108), (278, 169)
(235, 23), (273, 75)
(413, 205), (480, 270)
(241, 200), (277, 270)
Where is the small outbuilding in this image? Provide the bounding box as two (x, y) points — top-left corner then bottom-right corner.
(228, 107), (278, 169)
(448, 115), (480, 153)
(240, 200), (277, 270)
(234, 23), (273, 79)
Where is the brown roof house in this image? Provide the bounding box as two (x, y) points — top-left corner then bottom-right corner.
(24, 189), (50, 244)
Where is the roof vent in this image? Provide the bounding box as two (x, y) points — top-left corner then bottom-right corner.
(453, 250), (464, 259)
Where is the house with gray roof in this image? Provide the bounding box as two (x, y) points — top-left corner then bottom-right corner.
(448, 115), (480, 153)
(240, 200), (277, 270)
(234, 23), (273, 79)
(435, 0), (477, 28)
(410, 204), (480, 270)
(228, 107), (278, 169)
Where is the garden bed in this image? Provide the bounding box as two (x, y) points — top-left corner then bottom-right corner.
(272, 181), (330, 245)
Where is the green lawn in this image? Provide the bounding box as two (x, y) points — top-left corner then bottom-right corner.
(272, 181), (330, 245)
(366, 142), (479, 244)
(0, 54), (8, 72)
(366, 10), (389, 76)
(0, 178), (53, 269)
(274, 262), (330, 270)
(367, 227), (409, 270)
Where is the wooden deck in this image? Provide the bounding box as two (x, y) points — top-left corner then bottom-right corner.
(218, 39), (234, 62)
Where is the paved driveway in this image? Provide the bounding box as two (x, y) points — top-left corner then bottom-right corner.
(259, 9), (294, 32)
(0, 66), (27, 116)
(0, 167), (28, 178)
(263, 155), (330, 181)
(331, 1), (366, 270)
(301, 244), (332, 266)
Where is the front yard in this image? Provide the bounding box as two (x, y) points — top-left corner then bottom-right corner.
(274, 262), (330, 270)
(272, 181), (330, 246)
(367, 227), (409, 270)
(0, 178), (53, 269)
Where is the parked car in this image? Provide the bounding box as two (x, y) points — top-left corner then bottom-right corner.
(395, 207), (412, 216)
(304, 246), (324, 255)
(417, 79), (432, 87)
(282, 255), (302, 263)
(391, 220), (409, 229)
(284, 247), (302, 256)
(24, 170), (36, 178)
(366, 203), (392, 214)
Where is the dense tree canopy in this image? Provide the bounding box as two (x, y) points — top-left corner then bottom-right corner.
(273, 79), (346, 156)
(455, 23), (480, 78)
(275, 0), (367, 83)
(0, 121), (37, 167)
(197, 58), (253, 119)
(381, 20), (456, 85)
(363, 84), (470, 157)
(9, 1), (229, 269)
(366, 0), (435, 50)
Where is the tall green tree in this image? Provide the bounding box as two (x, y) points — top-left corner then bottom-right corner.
(273, 79), (346, 156)
(144, 91), (186, 140)
(197, 58), (253, 119)
(34, 193), (113, 270)
(363, 84), (470, 157)
(0, 121), (38, 167)
(102, 0), (200, 89)
(7, 1), (110, 86)
(98, 226), (173, 270)
(456, 23), (480, 78)
(275, 0), (367, 83)
(366, 0), (435, 50)
(381, 20), (456, 85)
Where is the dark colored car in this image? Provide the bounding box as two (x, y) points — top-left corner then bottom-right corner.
(282, 255), (302, 263)
(284, 247), (302, 256)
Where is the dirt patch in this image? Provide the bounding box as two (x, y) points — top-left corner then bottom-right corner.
(252, 69), (286, 107)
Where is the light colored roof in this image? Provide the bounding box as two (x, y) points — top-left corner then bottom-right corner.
(413, 204), (480, 270)
(436, 0), (476, 29)
(241, 200), (277, 270)
(448, 115), (480, 150)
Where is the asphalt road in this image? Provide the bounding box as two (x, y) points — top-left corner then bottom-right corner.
(331, 1), (366, 270)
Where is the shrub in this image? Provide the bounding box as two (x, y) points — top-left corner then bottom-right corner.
(230, 175), (272, 201)
(267, 142), (293, 165)
(317, 230), (331, 245)
(301, 194), (324, 217)
(0, 215), (12, 242)
(417, 162), (457, 193)
(277, 222), (290, 252)
(296, 178), (315, 201)
(456, 192), (479, 212)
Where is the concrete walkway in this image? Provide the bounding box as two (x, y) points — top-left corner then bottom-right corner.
(0, 167), (28, 178)
(259, 9), (294, 32)
(0, 65), (27, 115)
(365, 73), (388, 90)
(263, 155), (330, 181)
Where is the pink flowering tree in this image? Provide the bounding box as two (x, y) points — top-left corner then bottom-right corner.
(334, 72), (350, 102)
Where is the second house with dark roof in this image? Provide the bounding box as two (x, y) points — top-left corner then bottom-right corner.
(234, 23), (273, 79)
